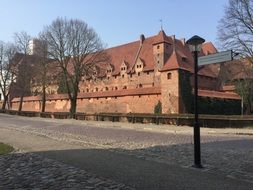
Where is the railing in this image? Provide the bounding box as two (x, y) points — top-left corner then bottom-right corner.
(1, 109), (253, 128)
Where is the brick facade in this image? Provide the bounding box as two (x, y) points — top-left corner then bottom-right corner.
(10, 30), (241, 114)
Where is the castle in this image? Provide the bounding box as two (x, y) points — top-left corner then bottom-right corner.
(11, 30), (241, 114)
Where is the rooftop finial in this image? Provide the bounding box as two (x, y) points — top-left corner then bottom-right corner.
(159, 19), (163, 30)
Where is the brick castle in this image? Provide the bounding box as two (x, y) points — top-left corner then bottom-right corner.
(11, 30), (241, 114)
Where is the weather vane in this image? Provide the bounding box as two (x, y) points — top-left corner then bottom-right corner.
(159, 19), (163, 30)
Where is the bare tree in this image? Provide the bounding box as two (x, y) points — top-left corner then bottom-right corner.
(0, 42), (17, 110)
(14, 31), (32, 111)
(218, 0), (253, 59)
(31, 39), (54, 112)
(40, 18), (109, 117)
(218, 0), (253, 114)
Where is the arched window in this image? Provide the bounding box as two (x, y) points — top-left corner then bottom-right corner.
(167, 72), (172, 80)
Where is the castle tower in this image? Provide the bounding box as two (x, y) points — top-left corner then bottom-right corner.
(28, 39), (47, 57)
(152, 30), (172, 72)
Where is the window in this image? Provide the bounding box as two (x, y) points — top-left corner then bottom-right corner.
(130, 74), (132, 78)
(115, 76), (117, 79)
(167, 72), (172, 80)
(115, 86), (118, 90)
(182, 57), (187, 62)
(105, 87), (109, 91)
(86, 89), (89, 93)
(139, 84), (142, 88)
(123, 86), (127, 89)
(96, 88), (98, 92)
(157, 45), (160, 49)
(138, 72), (140, 76)
(122, 74), (124, 78)
(147, 72), (149, 75)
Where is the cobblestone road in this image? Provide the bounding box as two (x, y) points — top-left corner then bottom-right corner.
(0, 113), (253, 189)
(0, 152), (132, 190)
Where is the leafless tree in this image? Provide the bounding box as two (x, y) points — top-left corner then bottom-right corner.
(218, 0), (253, 114)
(40, 18), (109, 117)
(31, 39), (53, 112)
(218, 0), (253, 59)
(14, 31), (32, 111)
(0, 42), (17, 110)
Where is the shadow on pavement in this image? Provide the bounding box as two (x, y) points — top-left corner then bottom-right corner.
(33, 139), (253, 190)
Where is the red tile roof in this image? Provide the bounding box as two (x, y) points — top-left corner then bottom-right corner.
(201, 42), (218, 56)
(198, 89), (240, 100)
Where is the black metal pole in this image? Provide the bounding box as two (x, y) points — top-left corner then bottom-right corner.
(193, 50), (202, 168)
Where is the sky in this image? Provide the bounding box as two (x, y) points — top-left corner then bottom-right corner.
(0, 0), (228, 48)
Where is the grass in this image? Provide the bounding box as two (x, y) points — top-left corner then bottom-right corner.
(0, 142), (14, 155)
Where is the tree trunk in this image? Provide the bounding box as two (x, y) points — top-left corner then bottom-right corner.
(1, 96), (8, 110)
(41, 85), (46, 112)
(18, 95), (24, 112)
(70, 97), (77, 119)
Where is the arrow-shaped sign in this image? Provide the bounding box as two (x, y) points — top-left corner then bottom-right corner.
(198, 50), (233, 66)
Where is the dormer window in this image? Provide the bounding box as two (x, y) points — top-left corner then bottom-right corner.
(182, 57), (187, 62)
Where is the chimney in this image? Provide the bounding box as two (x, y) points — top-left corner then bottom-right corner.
(180, 38), (185, 46)
(140, 34), (145, 45)
(171, 35), (176, 52)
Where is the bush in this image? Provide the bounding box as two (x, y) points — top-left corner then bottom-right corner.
(0, 142), (14, 155)
(154, 101), (162, 114)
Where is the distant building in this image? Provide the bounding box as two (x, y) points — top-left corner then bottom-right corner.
(28, 39), (47, 57)
(11, 30), (244, 114)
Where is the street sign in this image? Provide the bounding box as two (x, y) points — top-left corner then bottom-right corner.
(198, 50), (233, 66)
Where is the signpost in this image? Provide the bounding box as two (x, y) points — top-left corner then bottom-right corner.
(198, 50), (233, 66)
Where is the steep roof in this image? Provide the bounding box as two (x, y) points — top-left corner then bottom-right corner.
(102, 30), (218, 75)
(105, 41), (140, 75)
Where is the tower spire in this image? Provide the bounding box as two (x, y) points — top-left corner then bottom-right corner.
(159, 19), (163, 30)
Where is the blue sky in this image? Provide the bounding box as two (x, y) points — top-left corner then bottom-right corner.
(0, 0), (228, 48)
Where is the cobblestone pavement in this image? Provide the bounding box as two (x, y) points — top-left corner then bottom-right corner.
(0, 152), (133, 190)
(0, 114), (253, 188)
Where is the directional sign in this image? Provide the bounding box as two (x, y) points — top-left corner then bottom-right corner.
(198, 50), (233, 66)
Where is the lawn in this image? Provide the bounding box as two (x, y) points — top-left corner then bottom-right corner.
(0, 142), (14, 155)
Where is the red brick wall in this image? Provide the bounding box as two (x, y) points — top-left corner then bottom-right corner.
(160, 70), (180, 114)
(11, 94), (161, 114)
